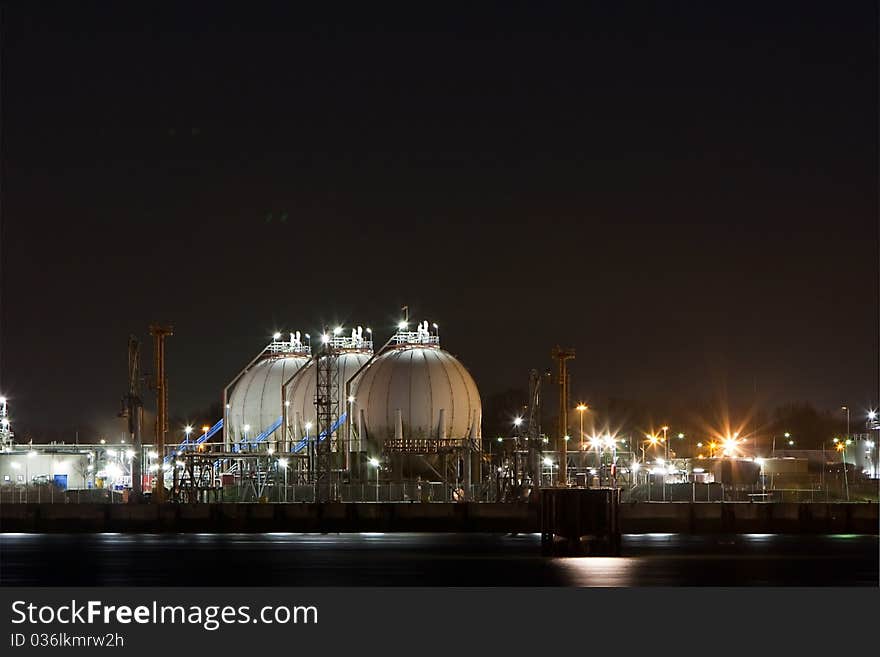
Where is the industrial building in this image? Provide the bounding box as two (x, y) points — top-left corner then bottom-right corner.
(121, 318), (486, 503)
(1, 322), (875, 507)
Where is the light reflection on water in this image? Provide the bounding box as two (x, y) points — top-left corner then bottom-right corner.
(553, 557), (638, 587)
(0, 533), (876, 587)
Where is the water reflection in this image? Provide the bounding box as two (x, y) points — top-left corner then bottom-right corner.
(553, 557), (637, 587)
(0, 533), (875, 587)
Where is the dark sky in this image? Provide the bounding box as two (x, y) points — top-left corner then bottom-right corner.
(1, 1), (877, 437)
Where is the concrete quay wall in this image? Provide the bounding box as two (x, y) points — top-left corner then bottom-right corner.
(1, 502), (876, 534)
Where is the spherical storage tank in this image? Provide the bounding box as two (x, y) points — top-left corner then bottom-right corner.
(353, 326), (481, 446)
(227, 334), (310, 445)
(284, 351), (372, 437)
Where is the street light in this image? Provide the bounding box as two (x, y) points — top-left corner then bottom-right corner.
(369, 457), (380, 501)
(841, 406), (850, 438)
(836, 441), (850, 501)
(576, 404), (588, 451)
(278, 458), (289, 501)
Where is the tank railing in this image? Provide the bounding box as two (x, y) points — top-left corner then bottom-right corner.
(383, 438), (472, 454)
(392, 331), (439, 346)
(325, 336), (373, 351)
(267, 340), (311, 355)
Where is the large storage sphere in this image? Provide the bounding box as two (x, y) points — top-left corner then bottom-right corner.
(284, 351), (372, 436)
(353, 345), (481, 445)
(227, 355), (309, 444)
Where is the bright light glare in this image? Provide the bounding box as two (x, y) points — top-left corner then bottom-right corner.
(321, 334), (330, 344)
(185, 425), (193, 434)
(304, 422), (313, 430)
(868, 411), (877, 420)
(542, 457), (553, 466)
(333, 326), (343, 335)
(348, 395), (355, 403)
(278, 458), (288, 468)
(398, 321), (408, 330)
(273, 332), (282, 340)
(369, 458), (380, 467)
(631, 461), (640, 472)
(513, 417), (523, 427)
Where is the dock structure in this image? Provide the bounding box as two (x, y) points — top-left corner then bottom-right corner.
(540, 488), (621, 556)
(1, 500), (877, 535)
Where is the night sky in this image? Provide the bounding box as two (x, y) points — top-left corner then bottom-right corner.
(1, 2), (877, 439)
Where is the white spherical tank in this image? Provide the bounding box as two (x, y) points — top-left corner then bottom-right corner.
(284, 351), (372, 438)
(353, 345), (481, 445)
(228, 355), (309, 444)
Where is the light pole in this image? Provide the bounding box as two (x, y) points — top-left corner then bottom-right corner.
(369, 457), (380, 501)
(835, 439), (850, 501)
(841, 406), (850, 438)
(661, 426), (669, 461)
(278, 458), (288, 502)
(576, 404), (588, 451)
(543, 457), (554, 487)
(304, 422), (313, 480)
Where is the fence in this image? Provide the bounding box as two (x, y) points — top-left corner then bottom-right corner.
(0, 485), (124, 505)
